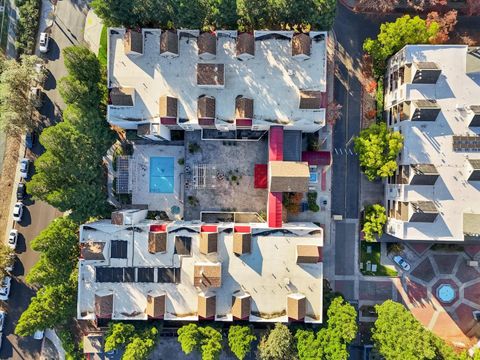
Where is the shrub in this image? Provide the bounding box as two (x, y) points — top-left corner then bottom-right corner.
(362, 204), (387, 241)
(307, 191), (319, 212)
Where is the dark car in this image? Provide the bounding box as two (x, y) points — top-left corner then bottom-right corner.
(25, 132), (35, 149)
(16, 182), (26, 200)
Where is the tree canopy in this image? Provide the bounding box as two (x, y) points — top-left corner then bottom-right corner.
(296, 297), (357, 360)
(0, 55), (43, 134)
(16, 216), (79, 336)
(104, 323), (158, 360)
(363, 15), (439, 77)
(27, 46), (115, 222)
(0, 244), (14, 283)
(258, 323), (295, 360)
(90, 0), (336, 31)
(362, 204), (387, 241)
(354, 122), (403, 181)
(228, 325), (256, 360)
(372, 300), (459, 360)
(26, 216), (79, 286)
(177, 323), (223, 360)
(15, 283), (77, 336)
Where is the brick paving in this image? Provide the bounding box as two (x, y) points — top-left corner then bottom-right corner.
(358, 281), (392, 301)
(432, 254), (458, 275)
(464, 282), (480, 307)
(456, 261), (480, 283)
(398, 251), (480, 347)
(334, 280), (355, 301)
(411, 257), (436, 283)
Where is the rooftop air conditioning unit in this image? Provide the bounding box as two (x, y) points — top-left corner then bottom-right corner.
(456, 104), (466, 111)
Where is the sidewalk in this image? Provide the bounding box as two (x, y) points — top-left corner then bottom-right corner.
(83, 9), (102, 54)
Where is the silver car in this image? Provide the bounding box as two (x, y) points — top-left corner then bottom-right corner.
(393, 255), (411, 271)
(39, 32), (49, 53)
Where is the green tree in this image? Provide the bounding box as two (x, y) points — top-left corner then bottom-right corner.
(15, 0), (40, 55)
(228, 325), (256, 360)
(0, 244), (14, 283)
(104, 322), (136, 352)
(26, 216), (79, 286)
(15, 283), (77, 336)
(363, 15), (439, 77)
(27, 46), (114, 222)
(0, 55), (43, 134)
(258, 323), (295, 360)
(372, 300), (440, 360)
(296, 297), (357, 360)
(122, 326), (158, 360)
(354, 122), (403, 181)
(178, 324), (223, 360)
(362, 204), (387, 242)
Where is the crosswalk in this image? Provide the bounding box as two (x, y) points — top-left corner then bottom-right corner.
(333, 147), (358, 156)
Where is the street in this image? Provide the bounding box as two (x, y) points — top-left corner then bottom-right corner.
(0, 1), (87, 358)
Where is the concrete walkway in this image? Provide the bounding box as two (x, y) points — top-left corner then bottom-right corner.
(83, 9), (102, 54)
(42, 329), (65, 360)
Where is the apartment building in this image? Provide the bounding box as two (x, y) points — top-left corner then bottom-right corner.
(384, 45), (480, 242)
(77, 209), (323, 323)
(106, 29), (328, 140)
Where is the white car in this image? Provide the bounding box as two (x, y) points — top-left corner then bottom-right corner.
(0, 311), (5, 332)
(393, 255), (411, 271)
(12, 202), (23, 222)
(39, 32), (49, 53)
(0, 277), (11, 301)
(20, 158), (29, 178)
(7, 229), (17, 250)
(33, 329), (44, 340)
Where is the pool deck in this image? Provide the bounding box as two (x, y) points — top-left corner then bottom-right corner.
(131, 144), (185, 218)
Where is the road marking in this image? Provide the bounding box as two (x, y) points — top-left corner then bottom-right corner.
(349, 148), (353, 155)
(334, 148), (338, 154)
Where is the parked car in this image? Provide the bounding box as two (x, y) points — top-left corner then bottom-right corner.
(0, 277), (11, 301)
(39, 32), (49, 53)
(12, 202), (23, 222)
(33, 329), (44, 340)
(0, 311), (5, 332)
(20, 158), (29, 178)
(393, 255), (411, 271)
(16, 182), (26, 201)
(5, 254), (15, 273)
(25, 132), (35, 149)
(29, 87), (42, 108)
(7, 229), (17, 250)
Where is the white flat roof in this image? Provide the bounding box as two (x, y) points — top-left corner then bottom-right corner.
(386, 45), (480, 241)
(107, 29), (327, 130)
(77, 219), (323, 323)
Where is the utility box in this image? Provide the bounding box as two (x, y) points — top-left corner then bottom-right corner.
(332, 214), (343, 221)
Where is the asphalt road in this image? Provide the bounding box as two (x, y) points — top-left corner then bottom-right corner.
(0, 1), (87, 358)
(331, 5), (397, 220)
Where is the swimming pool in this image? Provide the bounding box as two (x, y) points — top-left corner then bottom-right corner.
(149, 157), (174, 193)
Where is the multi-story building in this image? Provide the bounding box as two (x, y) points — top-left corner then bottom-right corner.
(77, 209), (323, 323)
(384, 45), (480, 242)
(106, 29), (328, 139)
(77, 29), (330, 324)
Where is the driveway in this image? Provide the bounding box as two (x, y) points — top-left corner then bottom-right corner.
(0, 1), (87, 358)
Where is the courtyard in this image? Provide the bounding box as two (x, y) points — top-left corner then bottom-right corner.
(393, 245), (480, 347)
(183, 131), (269, 221)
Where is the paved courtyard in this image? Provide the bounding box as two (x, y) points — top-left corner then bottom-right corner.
(184, 131), (268, 221)
(130, 144), (185, 219)
(395, 248), (480, 347)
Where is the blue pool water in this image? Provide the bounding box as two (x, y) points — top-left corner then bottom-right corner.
(310, 172), (318, 183)
(149, 157), (174, 193)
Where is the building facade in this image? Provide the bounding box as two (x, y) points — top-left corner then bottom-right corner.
(384, 45), (480, 242)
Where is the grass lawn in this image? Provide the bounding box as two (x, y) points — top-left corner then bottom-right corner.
(98, 25), (107, 67)
(360, 242), (397, 277)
